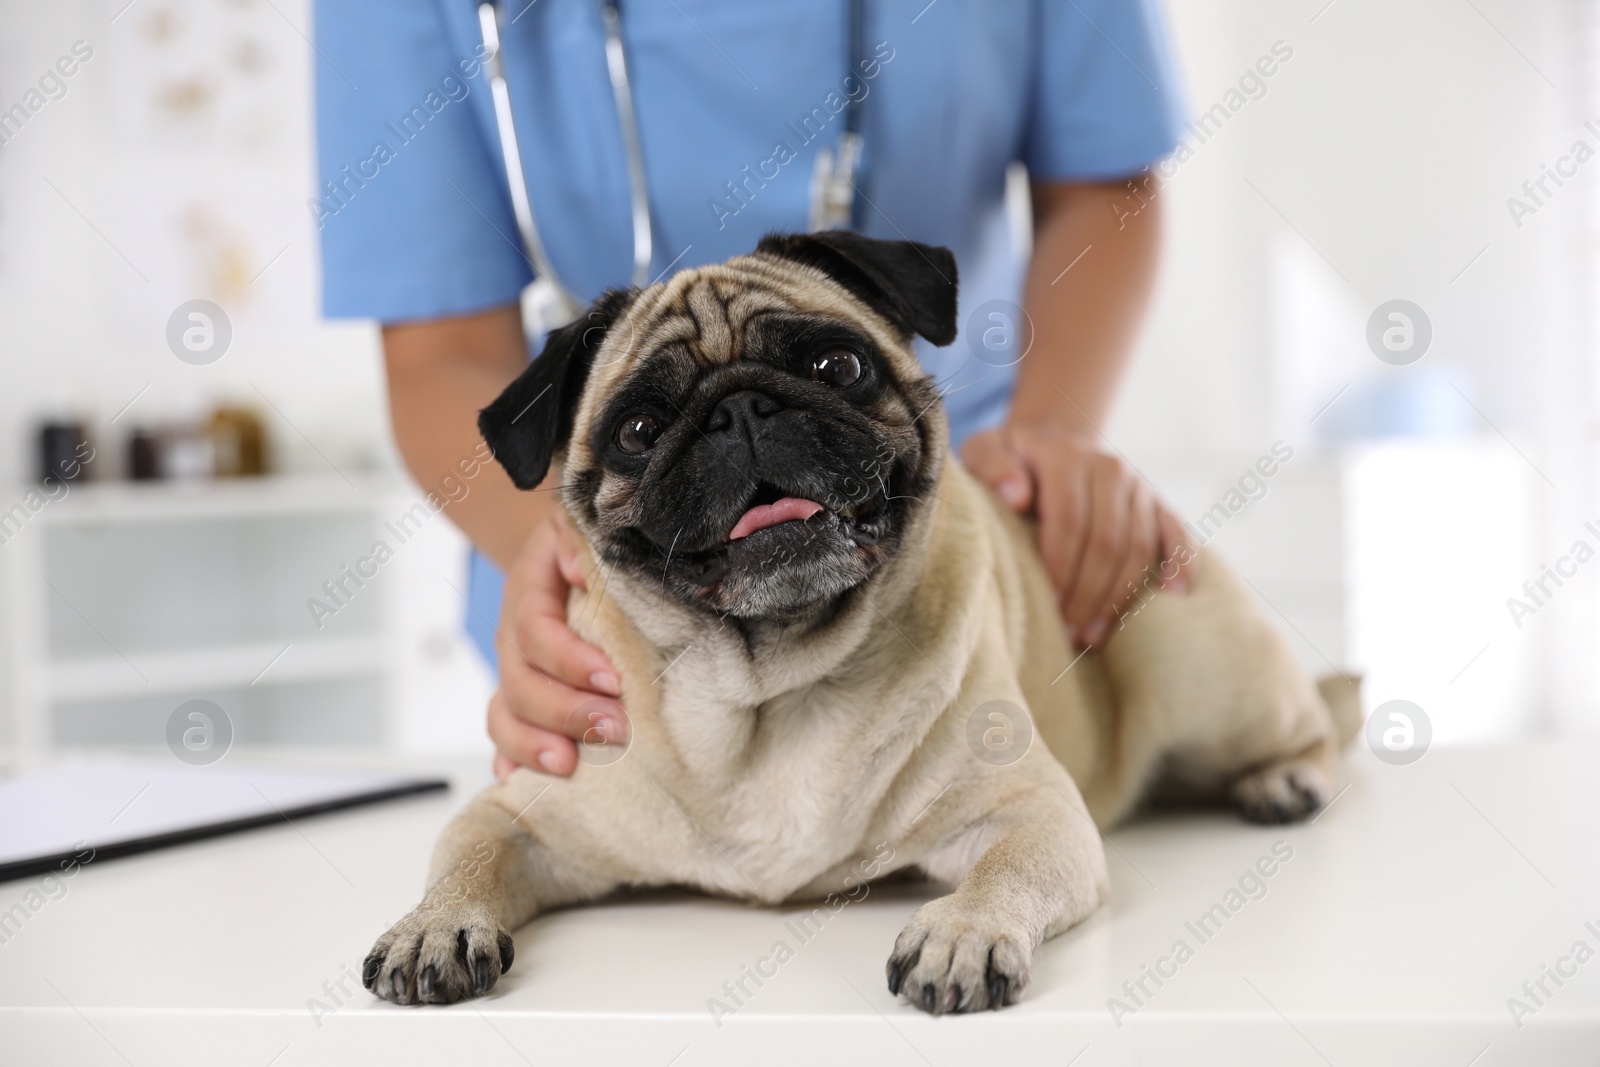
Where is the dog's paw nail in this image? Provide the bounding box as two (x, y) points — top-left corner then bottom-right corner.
(497, 931), (516, 972)
(942, 985), (961, 1013)
(987, 973), (1008, 1009)
(418, 965), (436, 998)
(474, 954), (493, 996)
(390, 970), (406, 999)
(887, 963), (903, 995)
(361, 954), (381, 990)
(920, 984), (936, 1012)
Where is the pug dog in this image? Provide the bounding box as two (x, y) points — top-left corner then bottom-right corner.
(363, 232), (1360, 1013)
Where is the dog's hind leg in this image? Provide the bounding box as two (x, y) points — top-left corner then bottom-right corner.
(1089, 549), (1356, 826)
(1228, 674), (1360, 823)
(363, 787), (619, 1005)
(1229, 732), (1339, 824)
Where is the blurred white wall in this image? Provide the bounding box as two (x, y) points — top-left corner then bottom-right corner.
(0, 0), (1593, 749)
(1125, 0), (1574, 449)
(1115, 0), (1595, 740)
(0, 0), (387, 479)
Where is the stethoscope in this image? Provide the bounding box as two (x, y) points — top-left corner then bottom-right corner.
(476, 0), (866, 330)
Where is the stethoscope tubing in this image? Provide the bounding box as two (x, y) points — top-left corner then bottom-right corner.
(477, 1), (579, 316)
(479, 0), (865, 319)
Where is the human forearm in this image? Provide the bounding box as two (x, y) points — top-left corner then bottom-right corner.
(963, 175), (1186, 645)
(382, 304), (555, 569)
(384, 304), (623, 776)
(1012, 177), (1162, 433)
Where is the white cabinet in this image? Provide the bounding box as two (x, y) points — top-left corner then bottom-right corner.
(0, 476), (406, 761)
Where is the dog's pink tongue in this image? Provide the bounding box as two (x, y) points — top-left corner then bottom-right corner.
(728, 497), (823, 540)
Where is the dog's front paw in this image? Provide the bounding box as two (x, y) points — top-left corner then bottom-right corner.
(364, 901), (515, 1005)
(1231, 757), (1330, 824)
(886, 895), (1031, 1014)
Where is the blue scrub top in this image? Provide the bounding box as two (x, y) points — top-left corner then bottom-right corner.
(313, 0), (1184, 666)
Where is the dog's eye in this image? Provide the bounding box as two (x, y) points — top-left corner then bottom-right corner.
(614, 413), (661, 455)
(810, 348), (862, 388)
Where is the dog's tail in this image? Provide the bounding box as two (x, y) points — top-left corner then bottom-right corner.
(1317, 673), (1364, 747)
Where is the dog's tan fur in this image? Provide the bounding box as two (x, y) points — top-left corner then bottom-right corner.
(365, 250), (1357, 1011)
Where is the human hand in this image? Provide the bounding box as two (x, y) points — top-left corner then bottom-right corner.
(487, 509), (628, 781)
(962, 423), (1192, 648)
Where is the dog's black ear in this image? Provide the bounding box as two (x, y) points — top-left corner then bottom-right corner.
(756, 231), (958, 346)
(478, 289), (635, 490)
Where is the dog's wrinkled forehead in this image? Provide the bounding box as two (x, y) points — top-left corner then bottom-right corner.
(572, 254), (925, 448)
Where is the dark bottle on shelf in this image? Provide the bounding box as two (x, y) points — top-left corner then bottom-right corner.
(37, 421), (93, 484)
(128, 427), (161, 481)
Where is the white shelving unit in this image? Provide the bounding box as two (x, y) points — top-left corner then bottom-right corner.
(0, 475), (409, 762)
(45, 634), (386, 703)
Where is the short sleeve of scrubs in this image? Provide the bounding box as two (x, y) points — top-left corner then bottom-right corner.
(1023, 0), (1185, 181)
(312, 0), (531, 323)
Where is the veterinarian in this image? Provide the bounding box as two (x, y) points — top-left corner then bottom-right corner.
(314, 0), (1189, 780)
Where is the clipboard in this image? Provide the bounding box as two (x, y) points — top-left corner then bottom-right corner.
(0, 758), (449, 883)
